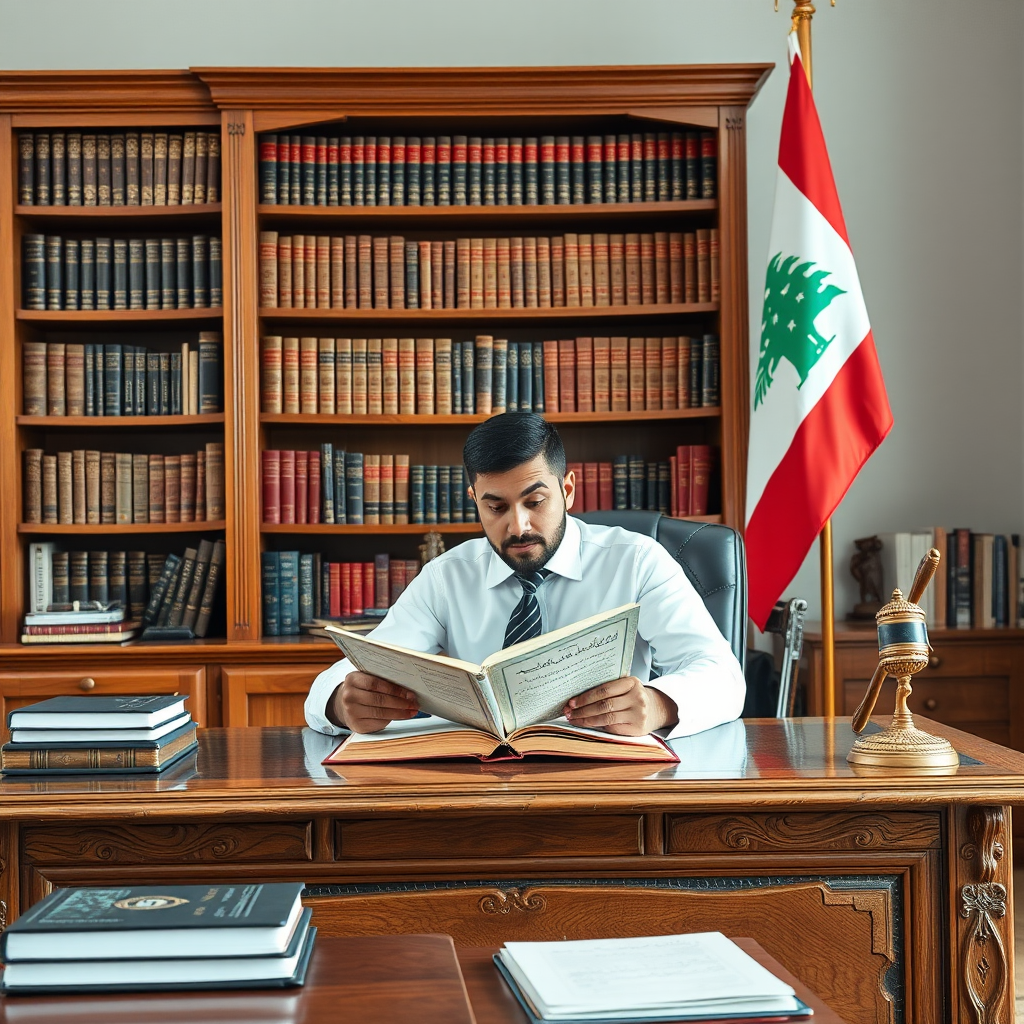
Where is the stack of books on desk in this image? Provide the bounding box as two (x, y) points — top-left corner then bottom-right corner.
(495, 932), (812, 1023)
(1, 695), (197, 775)
(0, 883), (315, 993)
(21, 602), (140, 645)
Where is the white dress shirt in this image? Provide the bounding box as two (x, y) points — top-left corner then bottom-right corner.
(304, 515), (746, 740)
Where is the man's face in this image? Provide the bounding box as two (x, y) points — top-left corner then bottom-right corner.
(469, 455), (576, 574)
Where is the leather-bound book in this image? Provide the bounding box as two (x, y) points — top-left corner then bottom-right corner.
(491, 338), (507, 414)
(430, 239), (444, 310)
(275, 235), (292, 307)
(391, 136), (405, 206)
(23, 233), (45, 309)
(182, 539), (214, 631)
(96, 134), (112, 205)
(367, 337), (383, 415)
(167, 133), (183, 204)
(307, 449), (321, 524)
(71, 449), (86, 524)
(575, 336), (594, 413)
(125, 132), (140, 205)
(262, 450), (280, 524)
(550, 236), (565, 307)
(696, 228), (710, 302)
(461, 340), (475, 414)
(661, 337), (678, 410)
(563, 233), (580, 308)
(258, 230), (278, 306)
(329, 235), (344, 308)
(644, 337), (662, 411)
(23, 449), (43, 523)
(128, 550), (147, 619)
(420, 137), (434, 206)
(205, 130), (220, 202)
(195, 449), (206, 520)
(483, 237), (497, 308)
(628, 337), (646, 411)
(397, 337), (416, 414)
(684, 232), (696, 303)
(110, 134), (125, 205)
(653, 232), (669, 304)
(41, 454), (58, 524)
(167, 547), (198, 627)
(363, 454), (381, 524)
(22, 342), (46, 416)
(304, 234), (316, 308)
(592, 337), (610, 412)
(557, 339), (576, 413)
(415, 338), (435, 415)
(351, 337), (368, 414)
(165, 455), (181, 522)
(345, 452), (364, 524)
(34, 133), (51, 205)
(142, 553), (180, 626)
(585, 136), (601, 204)
(370, 235), (387, 308)
(82, 134), (99, 206)
(191, 234), (208, 307)
(336, 338), (352, 414)
(116, 454), (133, 524)
(280, 450), (296, 524)
(541, 339), (558, 413)
(295, 450), (308, 524)
(19, 132), (34, 204)
(363, 137), (377, 206)
(702, 334), (720, 407)
(181, 131), (196, 205)
(194, 132), (209, 203)
(710, 227), (720, 301)
(100, 451), (116, 523)
(318, 337), (337, 414)
(481, 137), (495, 206)
(56, 450), (73, 524)
(456, 236), (470, 308)
(433, 338), (452, 415)
(153, 132), (168, 205)
(148, 454), (165, 523)
(377, 336), (397, 415)
(578, 233), (594, 307)
(205, 441), (225, 520)
(701, 132), (717, 198)
(51, 133), (66, 205)
(131, 453), (148, 523)
(639, 233), (655, 305)
(298, 336), (317, 413)
(522, 236), (538, 308)
(404, 238), (418, 309)
(508, 236), (524, 308)
(470, 237), (485, 309)
(45, 234), (63, 311)
(126, 237), (143, 310)
(65, 132), (82, 207)
(260, 133), (278, 204)
(140, 132), (154, 205)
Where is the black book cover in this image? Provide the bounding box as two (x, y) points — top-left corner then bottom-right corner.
(63, 238), (79, 309)
(93, 344), (105, 414)
(147, 350), (161, 415)
(128, 237), (144, 309)
(45, 234), (63, 309)
(193, 538), (226, 638)
(628, 455), (645, 510)
(122, 345), (135, 415)
(34, 132), (50, 205)
(198, 338), (221, 412)
(80, 238), (95, 309)
(111, 133), (126, 205)
(171, 352), (182, 415)
(22, 234), (45, 309)
(67, 132), (83, 206)
(176, 237), (192, 307)
(95, 236), (112, 309)
(156, 561), (183, 626)
(104, 343), (122, 416)
(18, 132), (34, 205)
(134, 347), (146, 414)
(126, 131), (140, 205)
(159, 352), (170, 415)
(161, 237), (177, 308)
(84, 344), (95, 415)
(192, 235), (209, 307)
(51, 132), (66, 206)
(7, 694), (188, 729)
(112, 238), (128, 309)
(142, 553), (181, 626)
(209, 235), (222, 306)
(144, 237), (161, 308)
(181, 538), (213, 631)
(166, 547), (198, 628)
(262, 550), (281, 636)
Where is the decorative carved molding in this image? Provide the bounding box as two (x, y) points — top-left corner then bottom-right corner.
(478, 888), (547, 915)
(725, 115), (744, 129)
(959, 808), (1009, 1024)
(706, 812), (939, 852)
(821, 888), (894, 961)
(227, 122), (246, 136)
(0, 72), (212, 113)
(0, 900), (6, 931)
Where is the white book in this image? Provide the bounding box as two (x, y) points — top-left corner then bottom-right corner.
(28, 541), (56, 614)
(498, 932), (803, 1021)
(11, 713), (192, 745)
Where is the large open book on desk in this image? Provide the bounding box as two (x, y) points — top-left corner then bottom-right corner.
(324, 602), (676, 763)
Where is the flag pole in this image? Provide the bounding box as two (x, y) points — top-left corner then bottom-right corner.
(785, 0), (837, 718)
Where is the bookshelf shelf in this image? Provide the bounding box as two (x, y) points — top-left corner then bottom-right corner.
(261, 522), (482, 535)
(257, 302), (718, 325)
(260, 409), (721, 427)
(17, 308), (224, 324)
(17, 414), (225, 429)
(18, 521), (226, 535)
(16, 204), (223, 220)
(256, 199), (717, 226)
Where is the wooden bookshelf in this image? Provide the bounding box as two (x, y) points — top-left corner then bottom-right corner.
(0, 64), (769, 724)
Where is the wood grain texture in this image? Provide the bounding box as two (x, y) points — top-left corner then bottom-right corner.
(0, 72), (214, 114)
(222, 664), (331, 726)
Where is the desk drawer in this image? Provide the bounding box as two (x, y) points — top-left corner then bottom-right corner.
(222, 664), (332, 727)
(0, 668), (206, 731)
(336, 815), (644, 859)
(842, 676), (1008, 726)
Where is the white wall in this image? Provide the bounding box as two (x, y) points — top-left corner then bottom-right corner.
(2, 0), (1021, 621)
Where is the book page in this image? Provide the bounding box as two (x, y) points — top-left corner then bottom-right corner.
(326, 628), (497, 733)
(500, 932), (797, 1018)
(484, 604), (639, 734)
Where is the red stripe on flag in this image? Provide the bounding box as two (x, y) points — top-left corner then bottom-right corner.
(778, 54), (850, 249)
(745, 332), (893, 630)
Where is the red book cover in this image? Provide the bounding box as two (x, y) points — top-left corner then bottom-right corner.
(330, 562), (341, 619)
(575, 337), (594, 413)
(676, 445), (691, 517)
(583, 461), (599, 512)
(363, 562), (375, 611)
(542, 340), (560, 413)
(295, 450), (309, 524)
(308, 449), (321, 524)
(375, 554), (390, 609)
(341, 562), (352, 617)
(566, 462), (583, 511)
(261, 449), (280, 524)
(279, 449), (296, 524)
(389, 560), (406, 606)
(598, 461), (613, 511)
(351, 563), (364, 616)
(558, 339), (576, 413)
(690, 444), (713, 516)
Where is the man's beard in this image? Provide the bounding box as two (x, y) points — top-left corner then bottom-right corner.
(492, 507), (567, 574)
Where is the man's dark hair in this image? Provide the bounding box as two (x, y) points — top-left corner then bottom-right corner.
(463, 412), (566, 484)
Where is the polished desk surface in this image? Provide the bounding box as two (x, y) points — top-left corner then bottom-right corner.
(1, 718), (1023, 816)
(0, 935), (848, 1024)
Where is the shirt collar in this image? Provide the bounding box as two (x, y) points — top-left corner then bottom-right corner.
(484, 513), (584, 588)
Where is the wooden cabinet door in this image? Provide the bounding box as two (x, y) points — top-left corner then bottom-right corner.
(0, 668), (206, 737)
(222, 664), (333, 726)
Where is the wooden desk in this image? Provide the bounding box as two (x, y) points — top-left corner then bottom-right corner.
(0, 719), (1019, 1024)
(0, 935), (847, 1023)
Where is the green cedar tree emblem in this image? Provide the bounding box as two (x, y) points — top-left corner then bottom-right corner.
(754, 253), (846, 409)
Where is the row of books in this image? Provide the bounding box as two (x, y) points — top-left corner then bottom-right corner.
(262, 450), (479, 526)
(0, 882), (313, 990)
(889, 528), (1024, 630)
(25, 539), (224, 638)
(23, 444), (225, 525)
(22, 233), (223, 311)
(23, 336), (221, 417)
(257, 230), (719, 310)
(261, 335), (719, 417)
(18, 130), (221, 207)
(2, 694), (198, 775)
(262, 551), (423, 634)
(258, 131), (716, 207)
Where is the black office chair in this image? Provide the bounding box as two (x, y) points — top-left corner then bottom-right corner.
(574, 511), (746, 670)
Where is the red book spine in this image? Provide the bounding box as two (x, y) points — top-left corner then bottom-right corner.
(308, 450), (321, 524)
(261, 449), (280, 524)
(294, 450), (309, 524)
(389, 559), (406, 605)
(329, 561), (342, 614)
(558, 339), (576, 413)
(375, 555), (390, 609)
(341, 562), (352, 617)
(597, 462), (613, 511)
(543, 340), (560, 413)
(363, 562), (375, 612)
(676, 445), (691, 517)
(690, 445), (713, 516)
(279, 450), (296, 524)
(350, 563), (364, 616)
(575, 337), (593, 413)
(583, 461), (599, 512)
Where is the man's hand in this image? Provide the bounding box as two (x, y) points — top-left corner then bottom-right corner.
(328, 671), (420, 734)
(563, 676), (678, 736)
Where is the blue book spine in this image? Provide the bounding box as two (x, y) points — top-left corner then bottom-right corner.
(315, 136), (328, 205)
(410, 464), (425, 523)
(540, 136), (555, 205)
(646, 461), (658, 511)
(170, 352), (182, 415)
(451, 340), (462, 414)
(45, 235), (63, 309)
(496, 137), (509, 205)
(95, 237), (112, 309)
(437, 465), (451, 523)
(506, 341), (519, 412)
(144, 237), (160, 309)
(532, 343), (545, 412)
(510, 138), (524, 205)
(420, 137), (434, 206)
(462, 467), (477, 521)
(391, 136), (405, 205)
(376, 136), (390, 206)
(63, 238), (79, 309)
(364, 137), (377, 207)
(147, 351), (161, 415)
(112, 238), (128, 309)
(629, 456), (645, 510)
(351, 136), (363, 206)
(524, 137), (539, 205)
(278, 550), (300, 635)
(492, 340), (507, 412)
(570, 136), (585, 204)
(467, 137), (482, 205)
(276, 136), (290, 204)
(657, 132), (670, 201)
(702, 334), (720, 407)
(461, 340), (475, 414)
(670, 132), (684, 201)
(288, 136), (301, 206)
(22, 233), (45, 309)
(159, 352), (170, 415)
(424, 465), (438, 524)
(406, 136), (420, 205)
(134, 348), (146, 415)
(104, 344), (122, 415)
(80, 239), (95, 309)
(586, 135), (603, 203)
(994, 535), (1009, 627)
(122, 346), (134, 415)
(519, 341), (533, 411)
(450, 465), (464, 522)
(617, 134), (631, 203)
(301, 136), (316, 204)
(334, 448), (347, 524)
(84, 344), (95, 415)
(320, 559), (331, 618)
(345, 452), (364, 524)
(482, 137), (495, 205)
(336, 137), (349, 206)
(603, 135), (617, 203)
(320, 442), (334, 523)
(261, 551), (281, 637)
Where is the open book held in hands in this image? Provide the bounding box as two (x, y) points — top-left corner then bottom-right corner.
(324, 603), (677, 763)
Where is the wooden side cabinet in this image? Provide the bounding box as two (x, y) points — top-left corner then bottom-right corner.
(803, 623), (1024, 750)
(222, 664), (334, 726)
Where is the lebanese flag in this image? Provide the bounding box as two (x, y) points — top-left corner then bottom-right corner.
(745, 37), (892, 629)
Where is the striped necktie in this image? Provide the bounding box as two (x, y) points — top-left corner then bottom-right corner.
(503, 569), (551, 649)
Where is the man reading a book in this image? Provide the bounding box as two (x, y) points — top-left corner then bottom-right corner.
(305, 413), (745, 738)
